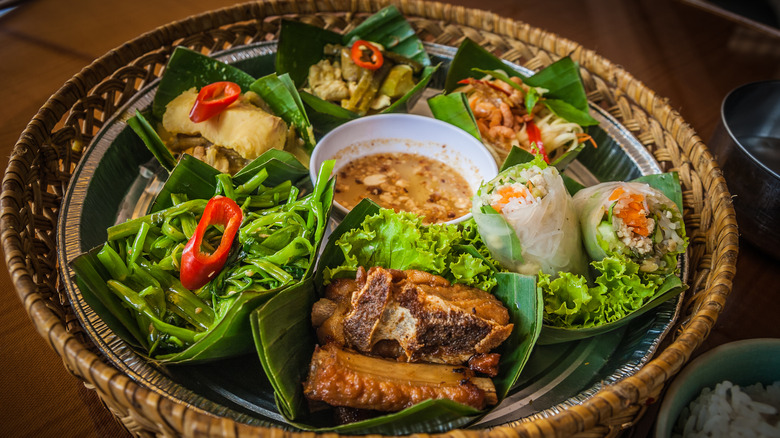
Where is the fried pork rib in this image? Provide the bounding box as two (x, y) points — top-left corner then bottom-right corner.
(303, 344), (497, 411)
(311, 267), (513, 372)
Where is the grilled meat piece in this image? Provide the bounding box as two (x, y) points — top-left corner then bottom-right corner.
(303, 344), (497, 412)
(312, 266), (513, 367)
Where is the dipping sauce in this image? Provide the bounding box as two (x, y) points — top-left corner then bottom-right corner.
(334, 152), (472, 224)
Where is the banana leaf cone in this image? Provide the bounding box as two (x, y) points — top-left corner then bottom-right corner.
(250, 199), (543, 434)
(275, 5), (440, 134)
(428, 38), (598, 169)
(71, 151), (336, 363)
(128, 46), (317, 174)
(484, 150), (688, 344)
(537, 171), (688, 344)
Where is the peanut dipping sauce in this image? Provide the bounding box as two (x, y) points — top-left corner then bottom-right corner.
(334, 152), (473, 224)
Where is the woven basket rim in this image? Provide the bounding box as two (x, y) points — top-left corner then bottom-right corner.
(1, 0), (739, 436)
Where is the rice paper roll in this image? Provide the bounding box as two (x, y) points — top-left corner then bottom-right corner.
(573, 181), (685, 275)
(472, 157), (588, 277)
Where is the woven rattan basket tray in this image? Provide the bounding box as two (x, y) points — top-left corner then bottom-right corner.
(2, 0), (738, 436)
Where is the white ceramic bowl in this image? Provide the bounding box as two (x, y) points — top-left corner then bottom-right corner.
(309, 113), (498, 224)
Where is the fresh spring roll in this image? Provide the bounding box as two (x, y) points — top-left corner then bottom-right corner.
(472, 156), (588, 277)
(573, 181), (686, 275)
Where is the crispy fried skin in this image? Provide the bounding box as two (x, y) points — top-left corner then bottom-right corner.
(313, 267), (513, 366)
(303, 344), (496, 412)
(468, 353), (501, 377)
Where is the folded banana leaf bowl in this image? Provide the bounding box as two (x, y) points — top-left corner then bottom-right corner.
(3, 1), (737, 437)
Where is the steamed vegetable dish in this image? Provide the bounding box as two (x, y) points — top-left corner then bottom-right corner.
(160, 85), (289, 174)
(306, 40), (424, 115)
(128, 46), (316, 176)
(275, 6), (437, 133)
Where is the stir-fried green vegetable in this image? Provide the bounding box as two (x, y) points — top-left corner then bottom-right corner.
(72, 153), (335, 362)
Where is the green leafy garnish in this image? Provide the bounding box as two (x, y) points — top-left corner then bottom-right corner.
(537, 253), (684, 344)
(323, 208), (499, 292)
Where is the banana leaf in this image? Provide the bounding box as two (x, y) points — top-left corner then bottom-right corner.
(537, 172), (688, 344)
(71, 154), (335, 363)
(427, 92), (481, 140)
(299, 91), (361, 134)
(263, 199), (541, 434)
(501, 146), (585, 193)
(633, 171), (684, 213)
(275, 9), (438, 133)
(152, 46), (256, 120)
(250, 73), (317, 153)
(126, 110), (177, 172)
(343, 5), (430, 66)
(250, 278), (317, 420)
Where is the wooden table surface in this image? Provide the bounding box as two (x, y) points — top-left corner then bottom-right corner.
(1, 0), (778, 436)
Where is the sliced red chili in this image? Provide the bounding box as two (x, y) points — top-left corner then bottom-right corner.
(188, 81), (242, 123)
(525, 119), (550, 164)
(179, 196), (243, 290)
(350, 40), (384, 70)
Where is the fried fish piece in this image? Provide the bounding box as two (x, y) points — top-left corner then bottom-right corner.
(303, 344), (497, 412)
(312, 266), (513, 372)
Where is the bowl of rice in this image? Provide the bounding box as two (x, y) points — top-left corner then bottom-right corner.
(655, 338), (780, 437)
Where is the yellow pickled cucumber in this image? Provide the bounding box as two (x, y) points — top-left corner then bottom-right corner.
(379, 64), (415, 98)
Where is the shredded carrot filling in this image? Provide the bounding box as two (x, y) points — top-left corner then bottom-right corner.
(577, 133), (598, 149)
(611, 189), (650, 236)
(491, 186), (528, 212)
(608, 187), (625, 201)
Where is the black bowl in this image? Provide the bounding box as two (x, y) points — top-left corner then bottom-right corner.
(710, 80), (780, 260)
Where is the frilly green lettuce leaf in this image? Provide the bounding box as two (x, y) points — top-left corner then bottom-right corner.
(323, 208), (498, 291)
(538, 253), (685, 343)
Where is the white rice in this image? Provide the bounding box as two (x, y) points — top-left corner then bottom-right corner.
(673, 380), (780, 437)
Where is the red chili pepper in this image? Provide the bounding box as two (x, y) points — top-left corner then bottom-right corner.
(188, 81), (242, 123)
(350, 40), (384, 70)
(179, 196), (243, 290)
(526, 119), (550, 163)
